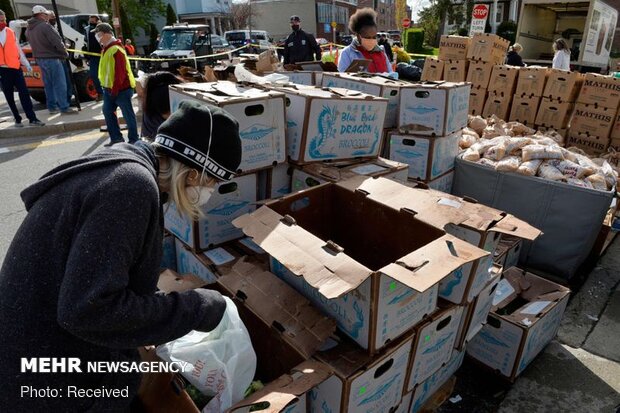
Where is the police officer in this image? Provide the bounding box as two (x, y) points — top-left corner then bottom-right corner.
(283, 15), (321, 64)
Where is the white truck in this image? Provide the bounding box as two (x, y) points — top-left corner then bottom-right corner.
(515, 0), (618, 71)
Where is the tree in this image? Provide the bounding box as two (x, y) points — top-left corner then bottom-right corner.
(149, 23), (159, 53)
(119, 4), (131, 41)
(394, 0), (408, 30)
(416, 0), (454, 46)
(96, 0), (166, 38)
(166, 3), (177, 25)
(0, 0), (15, 21)
(230, 1), (260, 30)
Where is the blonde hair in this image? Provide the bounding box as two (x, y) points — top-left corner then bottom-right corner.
(158, 156), (217, 221)
(511, 43), (523, 53)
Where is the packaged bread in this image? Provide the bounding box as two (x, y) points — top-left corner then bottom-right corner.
(505, 122), (535, 136)
(537, 161), (565, 181)
(478, 158), (498, 168)
(566, 178), (594, 189)
(522, 144), (564, 162)
(469, 116), (487, 136)
(459, 133), (478, 149)
(517, 159), (543, 176)
(586, 173), (608, 191)
(549, 159), (588, 179)
(463, 127), (480, 139)
(496, 156), (521, 172)
(484, 144), (507, 161)
(505, 137), (532, 155)
(463, 147), (481, 161)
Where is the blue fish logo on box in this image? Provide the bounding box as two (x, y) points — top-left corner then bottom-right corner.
(308, 105), (338, 159)
(394, 149), (423, 159)
(287, 120), (297, 128)
(357, 374), (400, 406)
(422, 332), (454, 354)
(477, 329), (510, 348)
(208, 200), (250, 216)
(406, 105), (438, 115)
(240, 124), (276, 141)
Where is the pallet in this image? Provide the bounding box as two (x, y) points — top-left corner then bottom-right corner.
(419, 375), (457, 412)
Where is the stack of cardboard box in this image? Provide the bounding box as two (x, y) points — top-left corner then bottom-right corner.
(486, 65), (520, 121)
(466, 34), (510, 116)
(535, 69), (583, 137)
(566, 73), (620, 155)
(387, 81), (471, 192)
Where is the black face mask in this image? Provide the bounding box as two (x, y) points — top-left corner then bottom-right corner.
(89, 23), (97, 28)
(291, 24), (300, 31)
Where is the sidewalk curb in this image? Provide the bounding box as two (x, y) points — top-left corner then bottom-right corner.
(0, 115), (141, 139)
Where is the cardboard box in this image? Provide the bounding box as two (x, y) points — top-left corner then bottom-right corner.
(493, 235), (522, 270)
(217, 258), (337, 382)
(565, 133), (611, 156)
(454, 269), (501, 350)
(388, 132), (461, 181)
(487, 65), (520, 96)
(611, 113), (620, 142)
(264, 162), (292, 200)
(174, 238), (240, 282)
(469, 86), (487, 116)
(421, 57), (445, 82)
(398, 82), (471, 136)
(164, 173), (258, 251)
(290, 157), (409, 191)
(228, 360), (331, 412)
(168, 81), (287, 172)
(409, 170), (455, 194)
(515, 67), (549, 97)
(311, 334), (413, 413)
(578, 73), (620, 109)
(466, 61), (494, 89)
(409, 350), (465, 413)
(535, 98), (574, 130)
(161, 233), (177, 271)
(273, 70), (317, 86)
(467, 33), (510, 65)
(320, 73), (418, 129)
(569, 103), (616, 141)
(443, 60), (469, 83)
(234, 178), (490, 352)
(439, 35), (471, 61)
(394, 391), (413, 413)
(157, 269), (207, 293)
(466, 267), (571, 381)
(406, 304), (464, 390)
(270, 84), (388, 164)
(542, 69), (584, 102)
(483, 92), (512, 121)
(509, 95), (541, 126)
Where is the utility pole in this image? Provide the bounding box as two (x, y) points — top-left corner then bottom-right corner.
(248, 0), (253, 53)
(111, 0), (123, 41)
(332, 0), (336, 45)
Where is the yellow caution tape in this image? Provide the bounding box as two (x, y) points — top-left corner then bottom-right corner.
(67, 43), (251, 62)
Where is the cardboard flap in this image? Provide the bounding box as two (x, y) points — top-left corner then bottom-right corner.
(380, 235), (490, 292)
(490, 214), (542, 240)
(157, 270), (208, 293)
(227, 360), (332, 412)
(232, 207), (372, 298)
(217, 258), (336, 358)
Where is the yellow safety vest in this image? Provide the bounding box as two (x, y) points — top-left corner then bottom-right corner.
(98, 43), (135, 89)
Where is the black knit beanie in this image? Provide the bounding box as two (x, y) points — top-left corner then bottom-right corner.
(153, 100), (242, 181)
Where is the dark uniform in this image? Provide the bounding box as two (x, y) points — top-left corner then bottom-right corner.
(283, 29), (321, 64)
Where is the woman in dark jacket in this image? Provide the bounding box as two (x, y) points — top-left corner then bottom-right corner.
(0, 100), (241, 412)
(505, 43), (525, 66)
(140, 71), (184, 140)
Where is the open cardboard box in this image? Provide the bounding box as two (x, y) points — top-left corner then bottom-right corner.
(265, 84), (388, 164)
(233, 177), (490, 353)
(320, 72), (419, 129)
(168, 81), (287, 173)
(174, 238), (242, 282)
(291, 157), (409, 192)
(466, 267), (570, 381)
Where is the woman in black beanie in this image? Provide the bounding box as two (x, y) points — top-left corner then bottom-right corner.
(0, 100), (242, 412)
(140, 71), (184, 140)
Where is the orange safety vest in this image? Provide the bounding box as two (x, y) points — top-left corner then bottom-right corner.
(0, 28), (21, 69)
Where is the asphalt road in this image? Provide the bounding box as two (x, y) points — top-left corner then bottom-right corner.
(0, 129), (108, 263)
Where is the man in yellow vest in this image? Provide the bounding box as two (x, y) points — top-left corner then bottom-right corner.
(0, 10), (44, 127)
(92, 23), (137, 146)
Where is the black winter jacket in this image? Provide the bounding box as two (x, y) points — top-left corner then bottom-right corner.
(505, 50), (524, 67)
(283, 29), (321, 64)
(0, 142), (225, 412)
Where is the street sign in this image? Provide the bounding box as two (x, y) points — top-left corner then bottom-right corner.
(331, 21), (337, 28)
(470, 4), (489, 34)
(402, 18), (411, 28)
(112, 17), (120, 27)
(325, 23), (331, 33)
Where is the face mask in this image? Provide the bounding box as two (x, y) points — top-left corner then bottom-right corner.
(291, 24), (300, 31)
(185, 185), (215, 207)
(95, 33), (103, 43)
(360, 38), (378, 51)
(0, 23), (6, 31)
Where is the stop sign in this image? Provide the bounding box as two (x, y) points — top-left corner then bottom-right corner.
(472, 4), (489, 19)
(402, 18), (411, 28)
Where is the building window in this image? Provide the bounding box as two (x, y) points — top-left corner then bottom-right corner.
(317, 3), (350, 24)
(495, 3), (505, 25)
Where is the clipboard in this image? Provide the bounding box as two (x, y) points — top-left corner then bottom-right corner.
(296, 61), (324, 71)
(345, 59), (371, 73)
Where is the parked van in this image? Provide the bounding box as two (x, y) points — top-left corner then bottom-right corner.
(224, 30), (272, 54)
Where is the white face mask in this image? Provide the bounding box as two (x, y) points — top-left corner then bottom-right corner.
(185, 185), (215, 207)
(95, 33), (104, 44)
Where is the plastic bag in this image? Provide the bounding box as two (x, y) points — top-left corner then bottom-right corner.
(537, 161), (565, 181)
(560, 148), (579, 163)
(505, 122), (535, 136)
(505, 137), (532, 155)
(496, 156), (521, 172)
(483, 144), (507, 161)
(522, 144), (564, 162)
(463, 127), (480, 139)
(482, 124), (506, 140)
(156, 297), (257, 413)
(459, 133), (478, 149)
(566, 178), (594, 189)
(462, 147), (481, 161)
(517, 159), (543, 176)
(468, 116), (487, 136)
(478, 158), (498, 168)
(549, 159), (588, 179)
(586, 173), (608, 191)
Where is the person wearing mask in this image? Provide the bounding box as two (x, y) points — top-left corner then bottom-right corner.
(94, 23), (138, 146)
(0, 9), (45, 127)
(124, 38), (136, 55)
(26, 5), (76, 114)
(85, 15), (103, 100)
(47, 10), (74, 105)
(338, 8), (395, 77)
(141, 71), (183, 140)
(505, 43), (525, 66)
(378, 33), (393, 63)
(283, 15), (321, 64)
(0, 99), (241, 412)
(552, 38), (571, 70)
